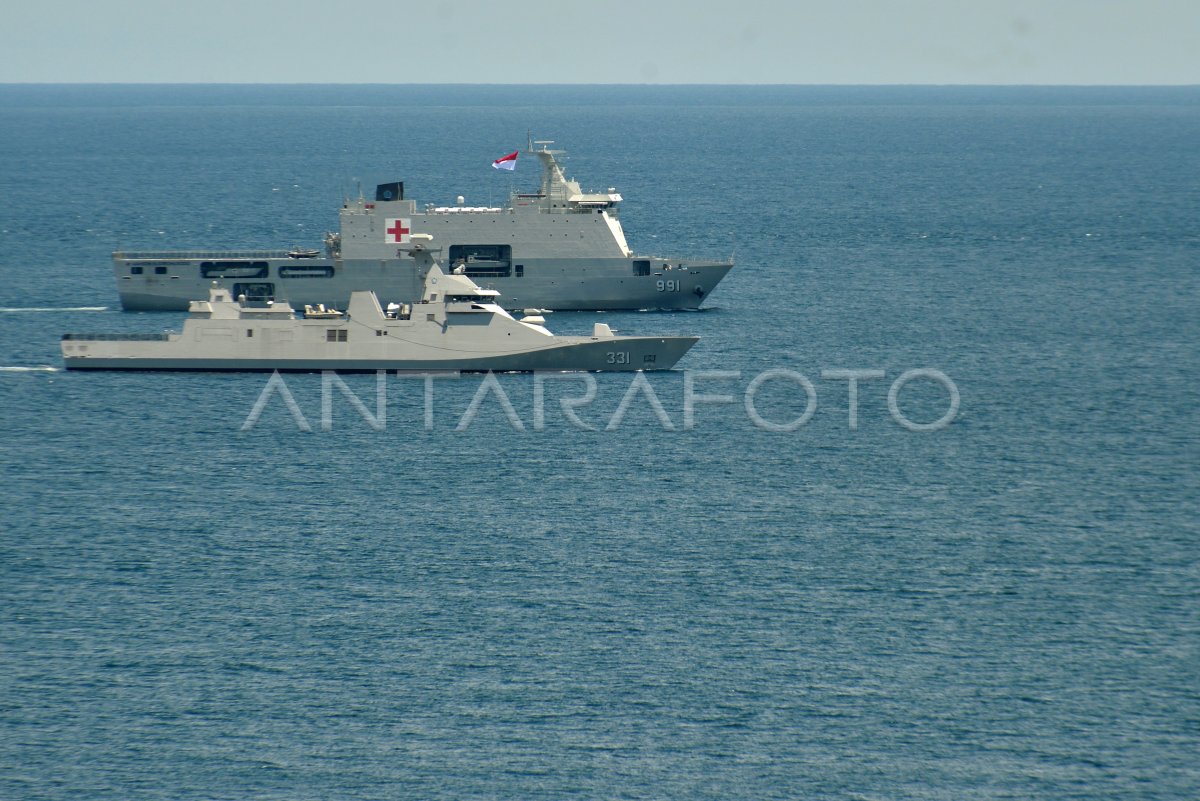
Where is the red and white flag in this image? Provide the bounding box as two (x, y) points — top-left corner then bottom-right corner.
(492, 151), (518, 171)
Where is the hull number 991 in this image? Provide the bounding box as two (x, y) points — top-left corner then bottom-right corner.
(656, 279), (680, 292)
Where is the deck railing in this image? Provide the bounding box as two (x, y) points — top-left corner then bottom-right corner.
(115, 250), (293, 260)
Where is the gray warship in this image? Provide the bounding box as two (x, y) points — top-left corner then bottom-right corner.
(113, 140), (733, 312)
(67, 238), (698, 372)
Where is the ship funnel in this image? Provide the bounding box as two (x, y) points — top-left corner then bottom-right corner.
(375, 181), (403, 201)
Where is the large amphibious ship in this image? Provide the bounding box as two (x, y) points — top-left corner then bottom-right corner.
(113, 141), (733, 312)
(70, 238), (698, 372)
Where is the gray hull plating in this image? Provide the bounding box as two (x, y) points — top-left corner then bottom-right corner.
(62, 337), (697, 373)
(115, 256), (730, 312)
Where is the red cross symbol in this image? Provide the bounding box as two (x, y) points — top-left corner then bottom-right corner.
(386, 218), (410, 243)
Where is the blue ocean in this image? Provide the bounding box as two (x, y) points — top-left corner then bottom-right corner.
(1, 85), (1198, 800)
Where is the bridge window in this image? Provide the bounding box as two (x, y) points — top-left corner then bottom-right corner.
(232, 282), (274, 302)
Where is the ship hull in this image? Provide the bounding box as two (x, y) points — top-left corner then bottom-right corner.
(114, 255), (732, 312)
(62, 336), (698, 373)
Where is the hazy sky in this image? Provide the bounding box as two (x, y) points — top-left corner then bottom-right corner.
(3, 0), (1197, 84)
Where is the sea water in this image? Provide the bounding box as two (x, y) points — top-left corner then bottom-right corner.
(1, 85), (1197, 800)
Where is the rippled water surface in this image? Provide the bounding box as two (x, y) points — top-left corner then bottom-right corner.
(1, 85), (1198, 800)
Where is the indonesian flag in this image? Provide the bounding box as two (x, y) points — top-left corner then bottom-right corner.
(492, 150), (518, 171)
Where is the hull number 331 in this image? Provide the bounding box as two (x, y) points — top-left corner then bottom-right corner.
(606, 351), (631, 365)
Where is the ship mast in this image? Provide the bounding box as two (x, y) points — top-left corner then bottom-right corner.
(531, 139), (572, 204)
